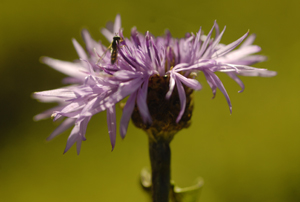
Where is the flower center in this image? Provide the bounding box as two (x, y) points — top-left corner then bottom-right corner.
(131, 74), (194, 142)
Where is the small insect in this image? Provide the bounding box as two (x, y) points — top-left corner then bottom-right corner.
(110, 36), (122, 64)
(96, 35), (123, 66)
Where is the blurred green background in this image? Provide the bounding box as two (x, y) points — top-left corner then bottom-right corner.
(1, 0), (299, 201)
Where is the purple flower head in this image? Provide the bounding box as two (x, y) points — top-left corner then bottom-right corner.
(34, 15), (276, 154)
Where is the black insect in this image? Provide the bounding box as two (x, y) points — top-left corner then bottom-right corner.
(110, 36), (122, 64)
(96, 35), (123, 66)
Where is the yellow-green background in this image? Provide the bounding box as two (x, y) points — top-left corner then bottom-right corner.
(1, 0), (299, 201)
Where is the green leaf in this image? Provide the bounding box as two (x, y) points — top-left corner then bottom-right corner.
(140, 168), (204, 202)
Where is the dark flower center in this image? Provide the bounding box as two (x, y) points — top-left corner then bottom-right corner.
(131, 74), (194, 142)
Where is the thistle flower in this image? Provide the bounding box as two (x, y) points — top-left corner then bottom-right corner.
(34, 15), (276, 154)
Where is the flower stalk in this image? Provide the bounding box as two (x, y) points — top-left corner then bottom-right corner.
(149, 137), (171, 202)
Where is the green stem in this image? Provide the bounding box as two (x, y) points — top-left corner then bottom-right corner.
(149, 138), (171, 202)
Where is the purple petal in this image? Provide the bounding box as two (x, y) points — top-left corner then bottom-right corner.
(175, 72), (202, 90)
(166, 73), (176, 99)
(101, 28), (114, 42)
(113, 70), (143, 80)
(198, 21), (216, 57)
(118, 45), (140, 70)
(101, 14), (122, 42)
(59, 102), (84, 115)
(80, 96), (100, 115)
(227, 72), (245, 93)
(81, 29), (98, 55)
(75, 117), (90, 155)
(219, 45), (262, 63)
(105, 21), (114, 32)
(240, 34), (256, 48)
(212, 31), (249, 59)
(80, 59), (94, 74)
(113, 14), (121, 34)
(176, 60), (215, 72)
(203, 71), (217, 98)
(64, 123), (81, 154)
(120, 91), (137, 139)
(191, 27), (201, 61)
(172, 63), (189, 71)
(34, 88), (76, 100)
(72, 38), (88, 60)
(34, 105), (65, 121)
(207, 71), (232, 113)
(82, 78), (143, 117)
(76, 141), (82, 155)
(215, 22), (220, 38)
(41, 57), (86, 80)
(238, 69), (277, 77)
(137, 78), (152, 124)
(107, 105), (117, 151)
(232, 55), (267, 66)
(204, 26), (226, 57)
(80, 117), (90, 141)
(53, 110), (80, 121)
(110, 78), (144, 103)
(175, 77), (186, 123)
(62, 77), (82, 84)
(131, 27), (141, 47)
(47, 118), (76, 140)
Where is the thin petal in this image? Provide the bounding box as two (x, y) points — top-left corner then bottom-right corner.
(212, 31), (249, 59)
(113, 14), (121, 34)
(175, 60), (215, 72)
(198, 21), (216, 57)
(101, 28), (114, 42)
(34, 105), (65, 121)
(59, 102), (83, 115)
(172, 63), (189, 71)
(82, 29), (104, 56)
(34, 88), (76, 100)
(227, 72), (245, 93)
(76, 141), (82, 155)
(107, 105), (117, 151)
(47, 118), (76, 141)
(203, 26), (226, 58)
(218, 45), (262, 63)
(175, 77), (186, 123)
(101, 14), (122, 42)
(41, 57), (85, 80)
(240, 34), (256, 48)
(166, 73), (176, 99)
(175, 72), (202, 90)
(120, 91), (137, 139)
(62, 77), (82, 84)
(214, 22), (220, 38)
(64, 123), (81, 154)
(137, 78), (152, 124)
(112, 78), (144, 103)
(105, 21), (114, 32)
(238, 69), (277, 77)
(80, 96), (100, 115)
(113, 70), (142, 80)
(72, 38), (88, 60)
(53, 110), (81, 121)
(232, 55), (267, 66)
(79, 117), (90, 141)
(76, 117), (90, 155)
(207, 71), (232, 113)
(82, 78), (143, 117)
(203, 71), (217, 98)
